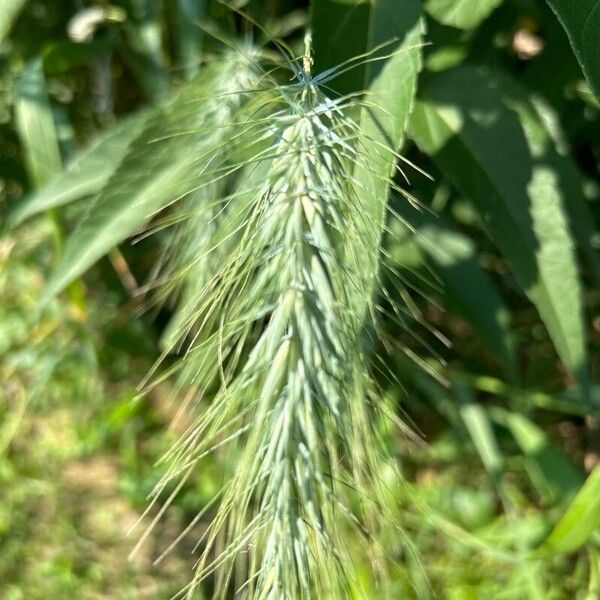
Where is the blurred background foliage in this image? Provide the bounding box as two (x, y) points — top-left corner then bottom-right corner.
(0, 0), (599, 598)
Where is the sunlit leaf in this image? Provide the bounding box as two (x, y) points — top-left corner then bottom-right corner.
(408, 65), (588, 390)
(352, 0), (423, 286)
(9, 110), (151, 226)
(498, 74), (600, 283)
(41, 60), (245, 301)
(40, 107), (205, 302)
(312, 0), (424, 311)
(537, 466), (600, 555)
(0, 0), (26, 43)
(14, 58), (62, 188)
(425, 0), (502, 29)
(455, 382), (504, 478)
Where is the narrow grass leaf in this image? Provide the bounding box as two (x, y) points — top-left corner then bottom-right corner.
(492, 408), (583, 504)
(351, 0), (423, 306)
(312, 0), (423, 317)
(455, 382), (504, 478)
(0, 0), (26, 43)
(497, 73), (600, 283)
(9, 109), (151, 226)
(14, 58), (62, 188)
(536, 466), (600, 555)
(41, 60), (247, 301)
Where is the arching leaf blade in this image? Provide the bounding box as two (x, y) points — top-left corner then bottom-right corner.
(349, 1), (424, 307)
(14, 57), (62, 189)
(536, 466), (600, 555)
(408, 66), (587, 390)
(40, 62), (237, 302)
(9, 110), (151, 227)
(496, 73), (600, 283)
(40, 115), (206, 303)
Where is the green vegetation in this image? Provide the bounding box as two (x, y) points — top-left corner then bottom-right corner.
(1, 1), (599, 598)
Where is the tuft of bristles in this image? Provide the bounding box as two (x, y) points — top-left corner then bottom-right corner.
(134, 38), (418, 600)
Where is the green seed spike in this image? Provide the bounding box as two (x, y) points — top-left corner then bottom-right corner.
(136, 43), (413, 600)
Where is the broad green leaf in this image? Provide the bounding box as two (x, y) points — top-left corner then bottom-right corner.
(425, 0), (502, 29)
(537, 466), (600, 555)
(545, 0), (600, 98)
(395, 200), (515, 371)
(14, 58), (62, 188)
(493, 409), (583, 503)
(425, 45), (469, 72)
(408, 66), (587, 390)
(10, 66), (223, 229)
(355, 0), (423, 227)
(470, 375), (600, 417)
(0, 0), (26, 43)
(9, 109), (151, 226)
